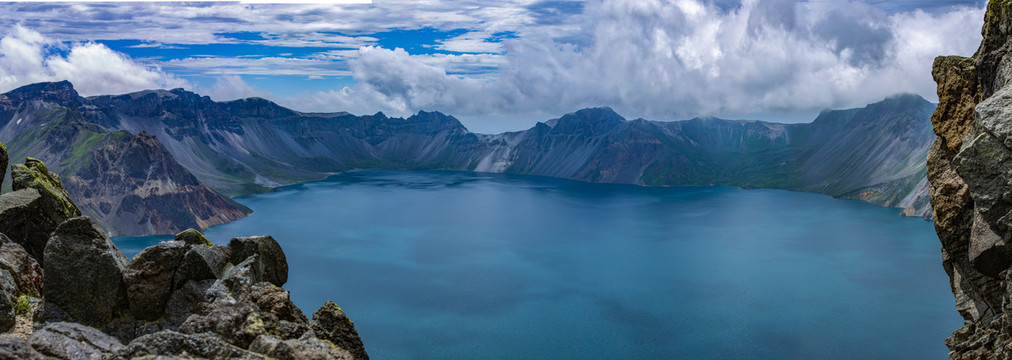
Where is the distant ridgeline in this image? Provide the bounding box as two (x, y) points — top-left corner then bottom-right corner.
(0, 81), (935, 235)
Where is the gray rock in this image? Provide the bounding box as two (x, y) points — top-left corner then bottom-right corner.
(175, 244), (228, 288)
(43, 217), (129, 328)
(250, 282), (307, 324)
(969, 210), (1011, 278)
(0, 269), (18, 332)
(0, 337), (46, 359)
(0, 188), (70, 264)
(311, 301), (369, 360)
(0, 233), (43, 297)
(114, 330), (265, 359)
(29, 322), (124, 360)
(8, 158), (81, 263)
(953, 126), (1012, 233)
(123, 241), (186, 321)
(175, 228), (212, 246)
(249, 335), (354, 360)
(178, 300), (281, 349)
(228, 236), (288, 287)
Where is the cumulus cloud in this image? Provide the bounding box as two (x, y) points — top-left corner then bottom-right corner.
(0, 25), (188, 95)
(323, 0), (984, 120)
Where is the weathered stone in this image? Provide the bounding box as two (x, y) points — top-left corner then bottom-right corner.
(311, 301), (369, 360)
(975, 0), (1012, 98)
(221, 256), (262, 296)
(178, 301), (281, 349)
(114, 330), (266, 359)
(175, 244), (228, 288)
(31, 325), (114, 356)
(0, 233), (43, 297)
(954, 125), (1012, 232)
(123, 240), (186, 321)
(250, 282), (308, 324)
(0, 188), (70, 263)
(249, 335), (354, 360)
(11, 157), (80, 221)
(0, 337), (46, 359)
(43, 216), (129, 328)
(970, 210), (1011, 278)
(163, 279), (221, 328)
(0, 269), (18, 332)
(228, 236), (288, 287)
(175, 228), (212, 247)
(29, 322), (124, 360)
(932, 56), (982, 152)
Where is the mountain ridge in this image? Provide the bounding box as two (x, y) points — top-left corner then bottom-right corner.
(0, 81), (937, 235)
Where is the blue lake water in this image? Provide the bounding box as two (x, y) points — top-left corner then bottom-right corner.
(114, 170), (961, 359)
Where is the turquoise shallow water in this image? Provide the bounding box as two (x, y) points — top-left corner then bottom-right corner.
(114, 170), (961, 359)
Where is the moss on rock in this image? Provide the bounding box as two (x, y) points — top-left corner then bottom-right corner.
(175, 228), (212, 247)
(11, 157), (81, 219)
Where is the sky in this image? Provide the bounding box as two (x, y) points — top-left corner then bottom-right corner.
(0, 0), (988, 133)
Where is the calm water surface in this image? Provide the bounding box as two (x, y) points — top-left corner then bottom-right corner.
(114, 170), (961, 359)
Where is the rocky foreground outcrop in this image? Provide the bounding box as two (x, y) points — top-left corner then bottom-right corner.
(928, 1), (1012, 358)
(0, 147), (368, 358)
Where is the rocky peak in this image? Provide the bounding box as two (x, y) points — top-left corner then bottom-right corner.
(403, 110), (468, 134)
(1, 81), (82, 107)
(224, 97), (296, 119)
(551, 107), (625, 136)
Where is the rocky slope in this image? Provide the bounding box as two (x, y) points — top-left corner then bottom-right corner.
(927, 0), (1012, 358)
(0, 82), (249, 236)
(0, 148), (369, 359)
(0, 82), (937, 236)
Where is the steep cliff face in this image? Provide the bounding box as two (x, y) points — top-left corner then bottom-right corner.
(927, 1), (1012, 358)
(0, 82), (249, 236)
(63, 132), (248, 236)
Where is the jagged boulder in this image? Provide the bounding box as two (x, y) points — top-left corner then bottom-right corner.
(176, 228), (213, 246)
(0, 233), (43, 297)
(228, 236), (288, 287)
(114, 330), (266, 359)
(311, 301), (369, 360)
(11, 157), (81, 221)
(176, 243), (229, 288)
(29, 322), (124, 359)
(249, 335), (354, 360)
(123, 240), (186, 321)
(42, 217), (129, 328)
(0, 337), (47, 359)
(250, 283), (308, 323)
(0, 188), (71, 264)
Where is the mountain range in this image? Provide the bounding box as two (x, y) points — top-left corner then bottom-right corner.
(0, 81), (936, 235)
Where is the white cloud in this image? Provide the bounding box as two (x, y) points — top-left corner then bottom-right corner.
(327, 0), (985, 121)
(206, 74), (275, 101)
(0, 25), (188, 96)
(164, 56), (352, 77)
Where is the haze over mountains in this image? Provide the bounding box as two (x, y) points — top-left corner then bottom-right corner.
(0, 81), (935, 235)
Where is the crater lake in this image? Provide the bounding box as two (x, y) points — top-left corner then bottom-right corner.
(114, 170), (960, 359)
